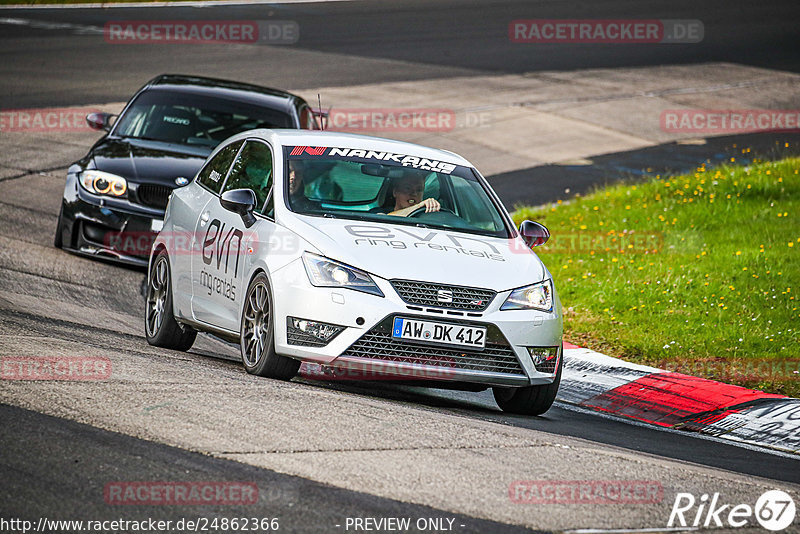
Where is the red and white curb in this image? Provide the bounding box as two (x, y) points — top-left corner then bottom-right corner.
(560, 342), (800, 455)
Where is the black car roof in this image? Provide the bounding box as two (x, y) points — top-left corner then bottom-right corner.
(145, 74), (303, 114)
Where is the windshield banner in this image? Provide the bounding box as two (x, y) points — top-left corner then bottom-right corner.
(287, 146), (459, 175)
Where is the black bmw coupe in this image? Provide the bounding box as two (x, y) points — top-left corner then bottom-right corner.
(54, 74), (321, 266)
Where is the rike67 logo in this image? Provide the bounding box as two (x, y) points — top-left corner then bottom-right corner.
(668, 490), (796, 531)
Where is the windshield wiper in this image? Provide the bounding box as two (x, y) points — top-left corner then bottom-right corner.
(118, 135), (166, 142)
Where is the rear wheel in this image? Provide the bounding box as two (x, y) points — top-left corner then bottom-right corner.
(145, 250), (196, 351)
(493, 349), (562, 415)
(240, 272), (299, 380)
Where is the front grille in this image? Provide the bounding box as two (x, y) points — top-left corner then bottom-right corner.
(341, 317), (525, 376)
(390, 280), (496, 311)
(137, 184), (172, 209)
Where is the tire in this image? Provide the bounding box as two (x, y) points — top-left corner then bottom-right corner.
(145, 250), (196, 351)
(240, 272), (299, 380)
(493, 347), (563, 415)
(53, 204), (65, 249)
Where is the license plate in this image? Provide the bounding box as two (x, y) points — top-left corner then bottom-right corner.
(392, 317), (486, 349)
(151, 219), (164, 232)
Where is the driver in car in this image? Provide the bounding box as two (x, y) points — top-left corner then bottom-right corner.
(379, 174), (441, 217)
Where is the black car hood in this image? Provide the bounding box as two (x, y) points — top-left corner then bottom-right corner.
(90, 138), (212, 185)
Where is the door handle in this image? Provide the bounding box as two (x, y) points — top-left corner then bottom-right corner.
(199, 212), (210, 226)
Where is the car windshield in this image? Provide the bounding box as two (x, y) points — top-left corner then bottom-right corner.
(113, 89), (294, 148)
(283, 147), (511, 238)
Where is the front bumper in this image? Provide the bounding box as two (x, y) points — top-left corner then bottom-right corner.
(271, 259), (563, 388)
(60, 176), (166, 267)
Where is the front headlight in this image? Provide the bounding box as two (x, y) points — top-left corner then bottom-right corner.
(501, 279), (553, 312)
(79, 170), (127, 197)
(302, 252), (384, 297)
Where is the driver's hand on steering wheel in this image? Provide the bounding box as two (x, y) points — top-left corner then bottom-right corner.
(417, 198), (440, 213)
(391, 197), (440, 217)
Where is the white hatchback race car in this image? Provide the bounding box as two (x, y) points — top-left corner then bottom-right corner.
(145, 129), (563, 414)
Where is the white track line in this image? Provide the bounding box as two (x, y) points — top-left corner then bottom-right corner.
(565, 528), (698, 533)
(0, 0), (353, 9)
(0, 16), (102, 32)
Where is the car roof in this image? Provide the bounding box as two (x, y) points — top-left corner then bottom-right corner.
(145, 74), (302, 114)
(245, 129), (474, 168)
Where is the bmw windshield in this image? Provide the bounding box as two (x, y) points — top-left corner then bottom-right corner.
(284, 147), (513, 239)
(113, 89), (295, 148)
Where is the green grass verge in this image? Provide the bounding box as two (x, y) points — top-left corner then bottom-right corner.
(513, 156), (799, 397)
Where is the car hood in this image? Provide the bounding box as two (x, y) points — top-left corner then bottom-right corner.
(90, 138), (211, 185)
(287, 215), (547, 292)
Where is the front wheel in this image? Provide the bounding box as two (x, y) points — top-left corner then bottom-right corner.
(145, 250), (196, 351)
(240, 272), (299, 380)
(493, 348), (562, 415)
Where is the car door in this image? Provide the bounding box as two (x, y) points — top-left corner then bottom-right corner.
(172, 139), (243, 318)
(190, 139), (275, 331)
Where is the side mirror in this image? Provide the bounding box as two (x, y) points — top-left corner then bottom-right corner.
(519, 220), (550, 247)
(86, 112), (115, 132)
(220, 189), (257, 228)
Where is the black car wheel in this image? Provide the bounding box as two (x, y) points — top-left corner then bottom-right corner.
(240, 272), (299, 380)
(145, 249), (196, 351)
(493, 348), (563, 415)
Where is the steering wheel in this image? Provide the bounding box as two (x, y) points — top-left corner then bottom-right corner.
(409, 205), (455, 217)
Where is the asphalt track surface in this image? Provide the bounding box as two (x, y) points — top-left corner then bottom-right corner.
(0, 404), (540, 533)
(1, 0), (800, 108)
(491, 132), (800, 207)
(1, 0), (800, 531)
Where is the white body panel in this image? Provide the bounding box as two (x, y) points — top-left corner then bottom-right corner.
(152, 129), (563, 387)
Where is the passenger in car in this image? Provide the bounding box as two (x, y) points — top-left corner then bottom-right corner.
(287, 160), (321, 212)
